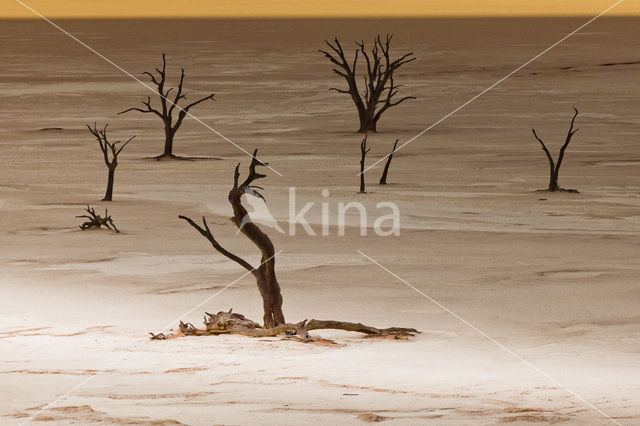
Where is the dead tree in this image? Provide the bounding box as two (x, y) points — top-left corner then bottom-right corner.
(87, 123), (134, 201)
(180, 150), (284, 328)
(76, 205), (119, 232)
(119, 53), (215, 160)
(359, 135), (371, 193)
(320, 34), (415, 133)
(379, 138), (399, 184)
(531, 108), (580, 193)
(172, 150), (419, 342)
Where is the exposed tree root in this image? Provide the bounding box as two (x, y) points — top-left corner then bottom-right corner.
(153, 153), (193, 161)
(149, 309), (420, 343)
(535, 188), (580, 193)
(150, 154), (222, 161)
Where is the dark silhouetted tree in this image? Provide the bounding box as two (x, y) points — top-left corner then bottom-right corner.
(119, 53), (215, 160)
(163, 150), (420, 342)
(320, 34), (415, 133)
(531, 108), (580, 193)
(87, 123), (134, 201)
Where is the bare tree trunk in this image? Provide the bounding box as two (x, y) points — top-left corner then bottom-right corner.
(379, 138), (399, 184)
(359, 135), (370, 193)
(255, 274), (285, 329)
(103, 167), (115, 201)
(548, 164), (559, 191)
(228, 169), (286, 327)
(158, 125), (176, 159)
(357, 110), (377, 133)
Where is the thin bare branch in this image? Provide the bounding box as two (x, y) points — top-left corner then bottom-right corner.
(179, 215), (256, 273)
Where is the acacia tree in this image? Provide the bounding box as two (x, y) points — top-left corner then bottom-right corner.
(320, 34), (415, 133)
(119, 53), (215, 160)
(87, 123), (134, 201)
(531, 108), (580, 193)
(165, 150), (419, 342)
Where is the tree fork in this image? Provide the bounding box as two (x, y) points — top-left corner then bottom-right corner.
(531, 108), (580, 193)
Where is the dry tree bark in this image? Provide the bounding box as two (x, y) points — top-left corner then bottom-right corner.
(320, 34), (415, 133)
(150, 310), (419, 342)
(359, 134), (371, 193)
(119, 53), (215, 160)
(87, 123), (134, 201)
(379, 138), (399, 185)
(76, 205), (119, 232)
(168, 150), (420, 343)
(531, 108), (580, 193)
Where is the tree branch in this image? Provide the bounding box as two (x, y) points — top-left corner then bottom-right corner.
(115, 135), (135, 156)
(554, 107), (579, 178)
(531, 128), (555, 168)
(119, 96), (163, 117)
(179, 215), (257, 274)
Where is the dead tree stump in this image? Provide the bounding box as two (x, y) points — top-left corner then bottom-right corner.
(76, 205), (119, 232)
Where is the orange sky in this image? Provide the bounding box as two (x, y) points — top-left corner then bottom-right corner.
(5, 0), (639, 18)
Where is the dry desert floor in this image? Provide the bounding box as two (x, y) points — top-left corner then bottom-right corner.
(1, 18), (639, 425)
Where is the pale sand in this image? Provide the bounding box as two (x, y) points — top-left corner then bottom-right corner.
(1, 18), (639, 425)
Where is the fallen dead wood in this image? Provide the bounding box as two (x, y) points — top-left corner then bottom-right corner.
(150, 309), (420, 343)
(76, 205), (119, 232)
